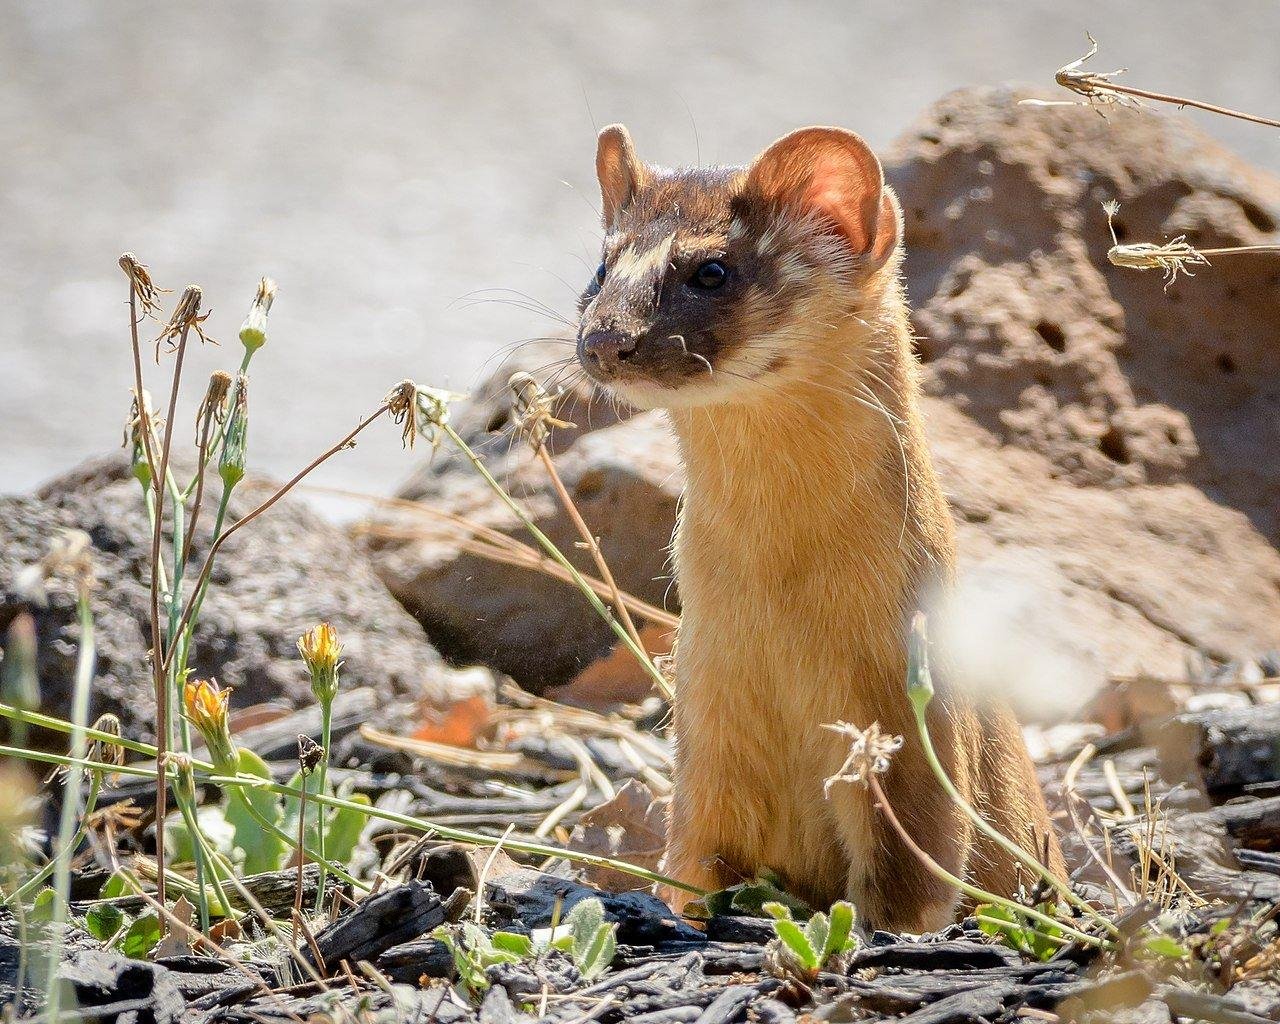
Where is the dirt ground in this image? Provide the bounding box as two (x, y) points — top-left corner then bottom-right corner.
(2, 1), (1279, 505)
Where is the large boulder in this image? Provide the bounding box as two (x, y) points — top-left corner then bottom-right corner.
(889, 85), (1280, 541)
(364, 88), (1280, 700)
(1, 455), (491, 742)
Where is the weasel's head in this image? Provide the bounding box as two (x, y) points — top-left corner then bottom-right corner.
(575, 124), (902, 410)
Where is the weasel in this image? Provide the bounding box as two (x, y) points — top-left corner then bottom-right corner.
(573, 123), (1064, 931)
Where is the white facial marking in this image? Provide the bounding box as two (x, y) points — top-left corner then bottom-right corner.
(610, 233), (677, 287)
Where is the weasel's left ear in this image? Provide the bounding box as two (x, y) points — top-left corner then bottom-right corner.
(745, 126), (900, 271)
(596, 124), (650, 229)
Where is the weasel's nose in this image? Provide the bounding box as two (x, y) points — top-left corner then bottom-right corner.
(579, 329), (638, 375)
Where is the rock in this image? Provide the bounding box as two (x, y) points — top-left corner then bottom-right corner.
(366, 88), (1280, 699)
(887, 85), (1280, 543)
(369, 411), (681, 692)
(1, 454), (492, 742)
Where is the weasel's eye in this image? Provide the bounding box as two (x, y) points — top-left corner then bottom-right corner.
(595, 261), (607, 286)
(690, 260), (728, 290)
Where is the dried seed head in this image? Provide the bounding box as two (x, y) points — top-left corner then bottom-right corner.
(183, 677), (238, 772)
(822, 721), (904, 797)
(117, 252), (170, 320)
(385, 379), (421, 449)
(509, 372), (575, 451)
(1103, 201), (1208, 285)
(219, 373), (249, 488)
(0, 611), (40, 713)
(298, 622), (343, 705)
(88, 713), (127, 771)
(297, 734), (324, 775)
(196, 371), (234, 438)
(239, 277), (278, 354)
(154, 285), (213, 358)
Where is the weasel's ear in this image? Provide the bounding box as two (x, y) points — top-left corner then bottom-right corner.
(745, 126), (899, 270)
(596, 124), (648, 228)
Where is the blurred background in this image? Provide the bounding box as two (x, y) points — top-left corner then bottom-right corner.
(3, 0), (1278, 507)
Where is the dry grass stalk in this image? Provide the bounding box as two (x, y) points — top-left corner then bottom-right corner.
(1033, 34), (1280, 129)
(510, 371), (649, 657)
(1102, 201), (1280, 286)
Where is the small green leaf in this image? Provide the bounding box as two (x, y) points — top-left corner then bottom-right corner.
(773, 919), (818, 970)
(225, 748), (287, 874)
(1143, 934), (1189, 960)
(823, 902), (857, 961)
(762, 901), (793, 922)
(491, 932), (534, 957)
(121, 913), (162, 959)
(100, 871), (137, 900)
(84, 904), (126, 941)
(30, 887), (65, 924)
(566, 898), (606, 960)
(578, 919), (618, 979)
(1210, 918), (1232, 937)
(804, 912), (830, 963)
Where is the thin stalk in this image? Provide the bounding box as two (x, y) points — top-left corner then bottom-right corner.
(313, 701), (332, 914)
(42, 590), (96, 1018)
(536, 445), (646, 652)
(174, 796), (224, 929)
(867, 774), (1106, 949)
(443, 423), (673, 701)
(145, 318), (194, 924)
(0, 740), (700, 895)
(912, 705), (1119, 937)
(7, 776), (101, 906)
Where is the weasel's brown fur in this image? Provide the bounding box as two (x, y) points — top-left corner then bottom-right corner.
(575, 124), (1063, 931)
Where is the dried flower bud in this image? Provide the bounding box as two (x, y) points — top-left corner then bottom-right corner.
(171, 752), (198, 804)
(1, 612), (40, 713)
(297, 734), (324, 775)
(154, 285), (212, 357)
(117, 252), (169, 320)
(196, 371), (233, 444)
(88, 713), (126, 771)
(183, 677), (237, 772)
(385, 379), (421, 449)
(124, 390), (159, 490)
(509, 372), (574, 450)
(239, 277), (277, 353)
(297, 623), (342, 706)
(219, 374), (249, 489)
(906, 611), (934, 711)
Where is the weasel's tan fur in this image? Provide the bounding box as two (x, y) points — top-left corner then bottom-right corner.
(575, 124), (1064, 930)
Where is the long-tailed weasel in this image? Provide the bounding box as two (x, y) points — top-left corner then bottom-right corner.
(573, 124), (1064, 931)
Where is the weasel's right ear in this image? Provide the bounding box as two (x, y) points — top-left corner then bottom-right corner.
(745, 126), (899, 271)
(596, 124), (648, 228)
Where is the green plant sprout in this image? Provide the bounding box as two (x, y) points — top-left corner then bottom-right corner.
(762, 900), (858, 980)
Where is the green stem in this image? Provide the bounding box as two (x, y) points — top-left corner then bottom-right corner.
(7, 776), (101, 906)
(868, 774), (1106, 949)
(442, 423), (673, 700)
(313, 701), (333, 914)
(0, 738), (700, 896)
(43, 589), (95, 1017)
(175, 796), (219, 929)
(911, 701), (1119, 937)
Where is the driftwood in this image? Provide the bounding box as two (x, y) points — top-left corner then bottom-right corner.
(305, 880), (445, 974)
